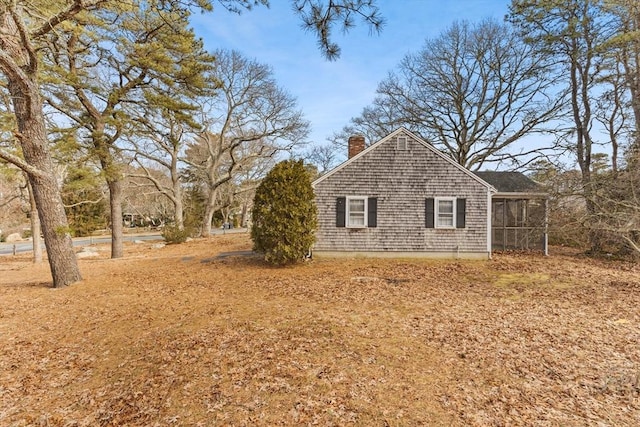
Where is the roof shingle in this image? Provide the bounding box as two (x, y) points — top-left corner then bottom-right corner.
(473, 171), (543, 193)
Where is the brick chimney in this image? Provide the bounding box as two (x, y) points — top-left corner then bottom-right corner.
(348, 135), (365, 158)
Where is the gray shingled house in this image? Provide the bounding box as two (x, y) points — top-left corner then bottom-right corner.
(312, 128), (547, 259)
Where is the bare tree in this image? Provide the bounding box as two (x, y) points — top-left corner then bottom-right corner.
(329, 92), (404, 154)
(304, 143), (340, 176)
(334, 18), (564, 170)
(510, 0), (618, 252)
(126, 105), (202, 231)
(594, 57), (631, 173)
(581, 162), (640, 255)
(184, 49), (309, 237)
(224, 141), (279, 226)
(121, 165), (174, 228)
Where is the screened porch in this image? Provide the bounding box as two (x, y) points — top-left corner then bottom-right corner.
(491, 197), (547, 253)
(473, 171), (548, 255)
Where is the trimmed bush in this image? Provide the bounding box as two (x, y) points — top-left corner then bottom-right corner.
(251, 159), (317, 265)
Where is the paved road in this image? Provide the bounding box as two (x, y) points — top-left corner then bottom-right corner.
(0, 234), (163, 256)
(0, 228), (248, 256)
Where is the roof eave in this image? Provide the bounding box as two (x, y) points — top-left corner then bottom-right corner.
(493, 192), (548, 198)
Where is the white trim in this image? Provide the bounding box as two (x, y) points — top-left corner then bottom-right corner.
(486, 190), (492, 256)
(312, 250), (491, 260)
(346, 196), (368, 228)
(312, 127), (497, 193)
(544, 197), (549, 256)
(493, 192), (548, 199)
(435, 197), (456, 229)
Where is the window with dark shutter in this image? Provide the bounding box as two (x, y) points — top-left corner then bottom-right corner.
(456, 198), (466, 229)
(347, 197), (366, 227)
(367, 197), (377, 228)
(427, 197), (466, 228)
(425, 198), (435, 228)
(336, 197), (346, 227)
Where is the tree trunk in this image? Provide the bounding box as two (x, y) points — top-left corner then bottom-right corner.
(200, 181), (221, 237)
(94, 122), (124, 259)
(240, 201), (249, 228)
(201, 202), (214, 237)
(174, 197), (184, 230)
(172, 167), (184, 230)
(27, 178), (43, 264)
(7, 80), (81, 287)
(108, 179), (124, 258)
(620, 11), (640, 153)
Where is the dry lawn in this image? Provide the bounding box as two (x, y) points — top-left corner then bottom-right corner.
(1, 233), (639, 426)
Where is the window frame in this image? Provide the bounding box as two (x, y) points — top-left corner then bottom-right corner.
(346, 196), (368, 228)
(435, 197), (456, 229)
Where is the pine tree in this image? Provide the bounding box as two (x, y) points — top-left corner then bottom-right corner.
(251, 160), (317, 265)
(62, 167), (107, 237)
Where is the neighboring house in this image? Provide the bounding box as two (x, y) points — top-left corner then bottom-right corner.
(312, 128), (547, 259)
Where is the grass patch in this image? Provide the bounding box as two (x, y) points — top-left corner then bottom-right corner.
(1, 234), (639, 426)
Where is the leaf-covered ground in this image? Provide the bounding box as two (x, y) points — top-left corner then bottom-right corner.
(1, 234), (639, 426)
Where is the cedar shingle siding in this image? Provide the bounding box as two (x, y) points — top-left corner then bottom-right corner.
(313, 129), (493, 258)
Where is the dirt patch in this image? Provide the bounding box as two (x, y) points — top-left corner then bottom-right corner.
(1, 234), (639, 426)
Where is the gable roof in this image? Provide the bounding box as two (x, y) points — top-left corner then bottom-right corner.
(313, 127), (496, 192)
(473, 171), (545, 195)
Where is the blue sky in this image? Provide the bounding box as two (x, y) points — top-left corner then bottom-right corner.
(191, 1), (512, 148)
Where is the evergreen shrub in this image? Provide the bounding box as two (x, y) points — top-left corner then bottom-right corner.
(251, 159), (317, 265)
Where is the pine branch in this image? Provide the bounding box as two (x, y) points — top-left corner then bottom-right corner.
(31, 0), (109, 38)
(0, 145), (46, 179)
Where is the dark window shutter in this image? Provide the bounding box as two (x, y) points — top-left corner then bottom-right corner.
(336, 197), (346, 227)
(367, 197), (377, 228)
(456, 198), (466, 229)
(425, 198), (435, 228)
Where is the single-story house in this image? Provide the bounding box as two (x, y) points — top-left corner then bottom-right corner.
(311, 128), (547, 259)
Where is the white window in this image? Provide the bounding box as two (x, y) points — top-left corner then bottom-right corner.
(436, 198), (455, 228)
(397, 136), (408, 150)
(346, 196), (367, 228)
